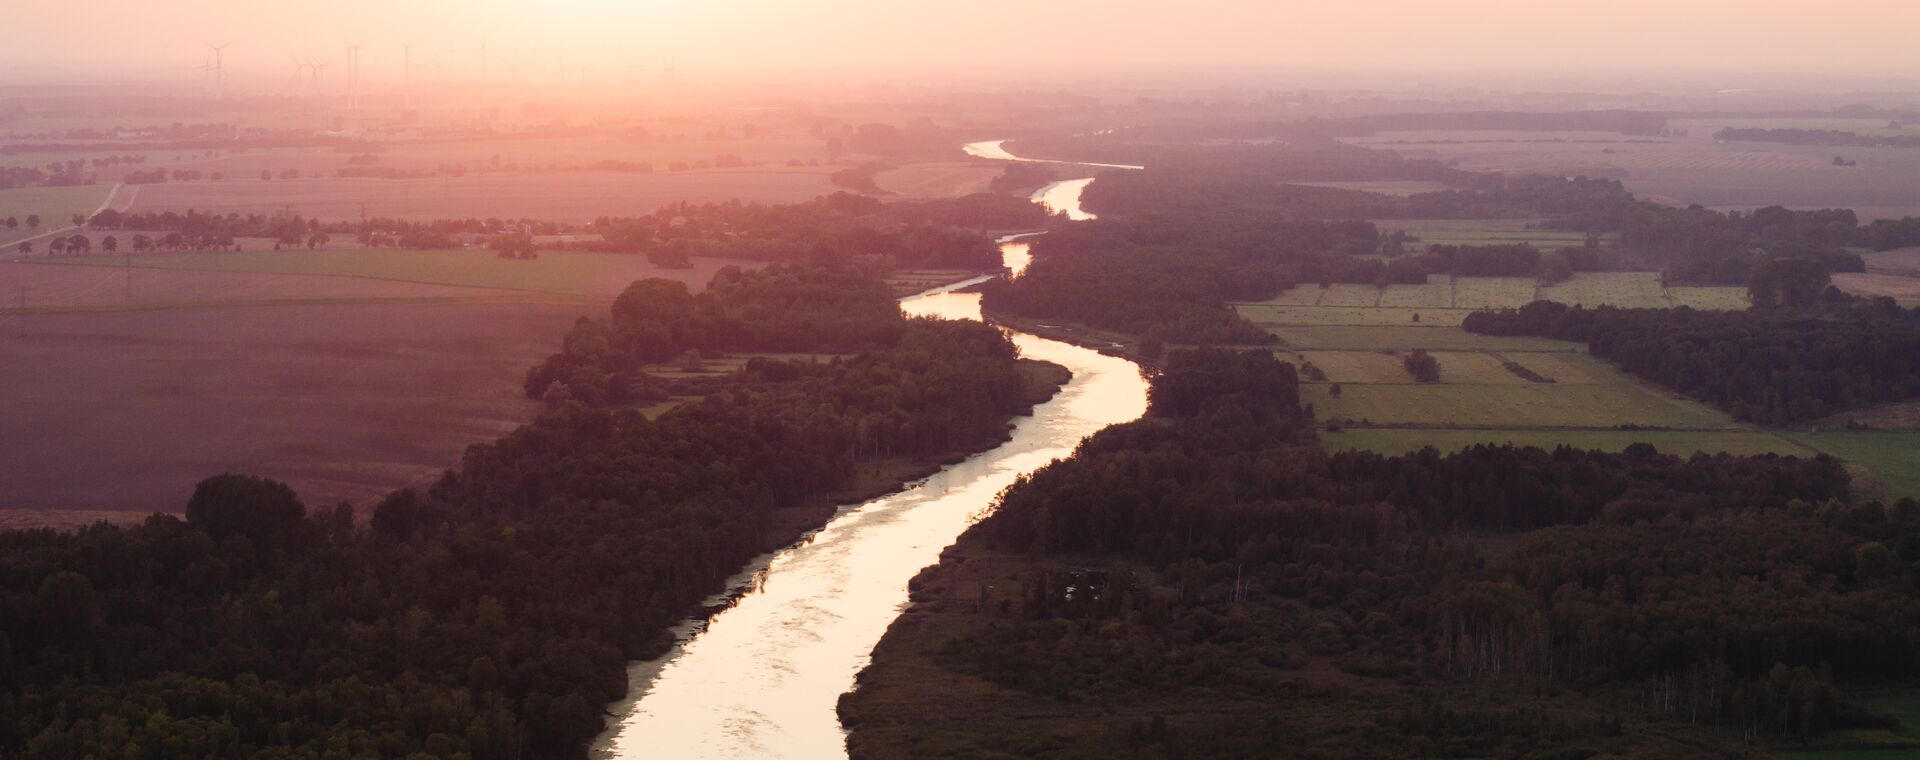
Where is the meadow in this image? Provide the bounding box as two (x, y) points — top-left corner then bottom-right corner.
(1323, 428), (1808, 457)
(116, 168), (839, 222)
(1261, 281), (1911, 500)
(1302, 377), (1736, 429)
(0, 184), (115, 246)
(1789, 432), (1920, 501)
(0, 260), (561, 312)
(1232, 271), (1749, 328)
(40, 247), (757, 297)
(1374, 218), (1603, 250)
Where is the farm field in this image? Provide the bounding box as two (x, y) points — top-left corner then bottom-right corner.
(117, 167), (839, 222)
(0, 260), (555, 311)
(40, 247), (757, 297)
(1304, 380), (1736, 428)
(1233, 272), (1748, 327)
(1832, 273), (1920, 304)
(1269, 324), (1579, 351)
(1347, 123), (1920, 220)
(1289, 179), (1452, 195)
(1792, 432), (1920, 501)
(0, 184), (115, 246)
(0, 301), (587, 514)
(1862, 246), (1920, 276)
(1373, 218), (1602, 251)
(1322, 428), (1807, 457)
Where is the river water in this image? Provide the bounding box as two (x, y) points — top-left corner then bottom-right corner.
(592, 142), (1147, 760)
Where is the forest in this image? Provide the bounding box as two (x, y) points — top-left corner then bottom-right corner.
(979, 216), (1378, 345)
(843, 346), (1916, 759)
(1463, 297), (1920, 424)
(0, 264), (1063, 759)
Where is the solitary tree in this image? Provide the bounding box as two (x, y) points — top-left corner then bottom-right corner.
(16, 242), (29, 255)
(25, 214), (39, 231)
(48, 238), (65, 256)
(101, 235), (117, 253)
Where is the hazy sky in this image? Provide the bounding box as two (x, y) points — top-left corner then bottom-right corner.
(6, 0), (1920, 83)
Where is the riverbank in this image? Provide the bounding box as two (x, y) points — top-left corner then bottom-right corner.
(628, 356), (1072, 663)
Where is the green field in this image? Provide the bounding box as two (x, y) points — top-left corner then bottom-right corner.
(1793, 432), (1920, 501)
(40, 247), (754, 297)
(0, 185), (115, 245)
(1239, 303), (1469, 326)
(1323, 428), (1808, 457)
(1234, 272), (1748, 326)
(1307, 381), (1737, 428)
(1774, 690), (1920, 758)
(1269, 325), (1580, 351)
(1536, 271), (1672, 308)
(1374, 218), (1611, 251)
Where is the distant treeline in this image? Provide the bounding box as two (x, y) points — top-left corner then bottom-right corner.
(1464, 296), (1920, 424)
(1716, 127), (1920, 148)
(0, 263), (1050, 759)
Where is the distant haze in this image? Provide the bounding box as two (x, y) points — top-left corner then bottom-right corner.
(4, 0), (1919, 85)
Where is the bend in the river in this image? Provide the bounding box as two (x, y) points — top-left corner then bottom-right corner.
(592, 141), (1147, 759)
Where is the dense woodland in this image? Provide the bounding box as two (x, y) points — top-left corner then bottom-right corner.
(0, 263), (1061, 758)
(1464, 297), (1920, 425)
(844, 347), (1918, 759)
(980, 217), (1378, 345)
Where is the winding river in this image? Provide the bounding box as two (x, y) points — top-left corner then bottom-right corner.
(592, 142), (1147, 759)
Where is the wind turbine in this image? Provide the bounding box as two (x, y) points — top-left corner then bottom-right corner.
(476, 40), (489, 85)
(344, 43), (362, 108)
(622, 54), (643, 85)
(506, 58), (525, 85)
(203, 42), (230, 83)
(402, 42), (417, 85)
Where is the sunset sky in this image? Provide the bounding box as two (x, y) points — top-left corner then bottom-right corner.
(5, 0), (1919, 83)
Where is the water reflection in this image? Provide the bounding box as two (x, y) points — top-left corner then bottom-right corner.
(593, 235), (1148, 759)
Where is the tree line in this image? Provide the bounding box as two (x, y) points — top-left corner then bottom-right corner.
(845, 346), (1912, 759)
(1463, 297), (1920, 424)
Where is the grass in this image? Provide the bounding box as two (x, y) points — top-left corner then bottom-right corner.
(1238, 303), (1468, 326)
(1773, 690), (1920, 758)
(1308, 382), (1736, 428)
(40, 247), (756, 297)
(1536, 271), (1671, 308)
(1269, 325), (1579, 352)
(1373, 218), (1609, 251)
(0, 185), (115, 245)
(1322, 428), (1808, 457)
(1792, 432), (1920, 502)
(1235, 272), (1749, 327)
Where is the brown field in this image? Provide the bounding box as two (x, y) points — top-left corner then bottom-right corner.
(1832, 272), (1920, 304)
(1861, 247), (1920, 276)
(119, 167), (840, 221)
(0, 301), (591, 515)
(0, 260), (547, 311)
